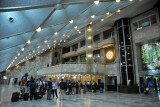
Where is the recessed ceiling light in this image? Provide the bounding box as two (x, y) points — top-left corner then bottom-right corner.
(106, 12), (110, 15)
(117, 9), (120, 13)
(27, 40), (31, 44)
(15, 57), (17, 59)
(74, 26), (77, 29)
(94, 0), (99, 5)
(62, 34), (65, 37)
(90, 22), (92, 24)
(33, 50), (35, 53)
(54, 32), (58, 35)
(17, 53), (20, 56)
(77, 29), (80, 32)
(36, 27), (41, 32)
(44, 40), (47, 43)
(116, 0), (120, 3)
(37, 46), (40, 48)
(54, 40), (56, 43)
(29, 53), (31, 56)
(91, 15), (95, 18)
(69, 20), (74, 23)
(78, 32), (81, 34)
(129, 0), (133, 1)
(68, 35), (70, 37)
(101, 19), (104, 21)
(21, 48), (24, 51)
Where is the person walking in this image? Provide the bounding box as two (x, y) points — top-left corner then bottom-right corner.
(47, 78), (52, 100)
(52, 79), (58, 99)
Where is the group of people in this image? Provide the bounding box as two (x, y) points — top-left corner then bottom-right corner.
(19, 76), (99, 101)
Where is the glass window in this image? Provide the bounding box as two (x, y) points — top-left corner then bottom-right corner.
(150, 15), (157, 25)
(133, 22), (138, 31)
(62, 47), (70, 54)
(103, 28), (114, 40)
(139, 17), (150, 28)
(80, 40), (85, 47)
(93, 34), (100, 43)
(72, 44), (78, 51)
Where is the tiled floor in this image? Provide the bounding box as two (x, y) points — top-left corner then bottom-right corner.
(0, 85), (160, 107)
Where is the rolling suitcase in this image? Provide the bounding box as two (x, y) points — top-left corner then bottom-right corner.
(23, 93), (29, 101)
(100, 88), (103, 93)
(11, 92), (19, 102)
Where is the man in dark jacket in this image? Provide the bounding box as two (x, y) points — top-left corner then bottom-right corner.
(47, 78), (52, 100)
(28, 80), (35, 100)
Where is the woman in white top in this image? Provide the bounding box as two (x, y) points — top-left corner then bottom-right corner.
(52, 79), (58, 98)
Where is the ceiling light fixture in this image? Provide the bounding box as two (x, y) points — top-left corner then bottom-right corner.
(94, 0), (99, 5)
(117, 9), (121, 13)
(27, 40), (31, 44)
(106, 12), (110, 15)
(33, 50), (35, 53)
(17, 53), (20, 56)
(54, 40), (56, 43)
(44, 40), (47, 43)
(74, 26), (77, 29)
(36, 27), (41, 32)
(54, 32), (58, 35)
(90, 22), (92, 24)
(37, 46), (40, 48)
(116, 0), (120, 3)
(21, 48), (24, 51)
(91, 15), (95, 18)
(101, 19), (104, 21)
(62, 34), (65, 37)
(68, 35), (70, 37)
(69, 20), (74, 23)
(129, 0), (133, 1)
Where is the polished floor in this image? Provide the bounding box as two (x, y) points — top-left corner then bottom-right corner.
(0, 85), (160, 107)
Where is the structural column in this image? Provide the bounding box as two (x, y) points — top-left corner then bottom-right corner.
(115, 18), (135, 86)
(85, 24), (93, 74)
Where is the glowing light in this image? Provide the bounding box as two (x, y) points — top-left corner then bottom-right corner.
(62, 34), (65, 37)
(87, 28), (92, 31)
(74, 26), (77, 29)
(94, 0), (99, 4)
(44, 40), (47, 43)
(68, 35), (70, 37)
(17, 53), (20, 56)
(87, 54), (92, 58)
(106, 12), (110, 15)
(129, 0), (133, 1)
(36, 27), (41, 32)
(69, 20), (74, 23)
(88, 37), (91, 39)
(33, 50), (35, 53)
(54, 32), (58, 35)
(15, 57), (17, 59)
(90, 22), (92, 24)
(116, 0), (120, 3)
(91, 15), (95, 18)
(54, 40), (56, 43)
(88, 46), (91, 48)
(21, 48), (24, 51)
(106, 51), (113, 60)
(37, 46), (40, 48)
(101, 19), (104, 21)
(27, 40), (31, 44)
(117, 9), (120, 13)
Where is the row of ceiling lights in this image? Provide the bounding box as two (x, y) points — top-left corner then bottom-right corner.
(5, 0), (133, 71)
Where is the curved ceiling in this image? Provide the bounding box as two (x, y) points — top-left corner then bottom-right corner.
(0, 0), (158, 72)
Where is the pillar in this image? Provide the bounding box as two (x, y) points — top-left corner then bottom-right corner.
(85, 24), (93, 74)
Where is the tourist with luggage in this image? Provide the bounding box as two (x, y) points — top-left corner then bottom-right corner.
(47, 78), (52, 100)
(20, 77), (26, 96)
(52, 79), (58, 99)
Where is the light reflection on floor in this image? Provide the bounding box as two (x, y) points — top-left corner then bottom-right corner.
(0, 85), (160, 107)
